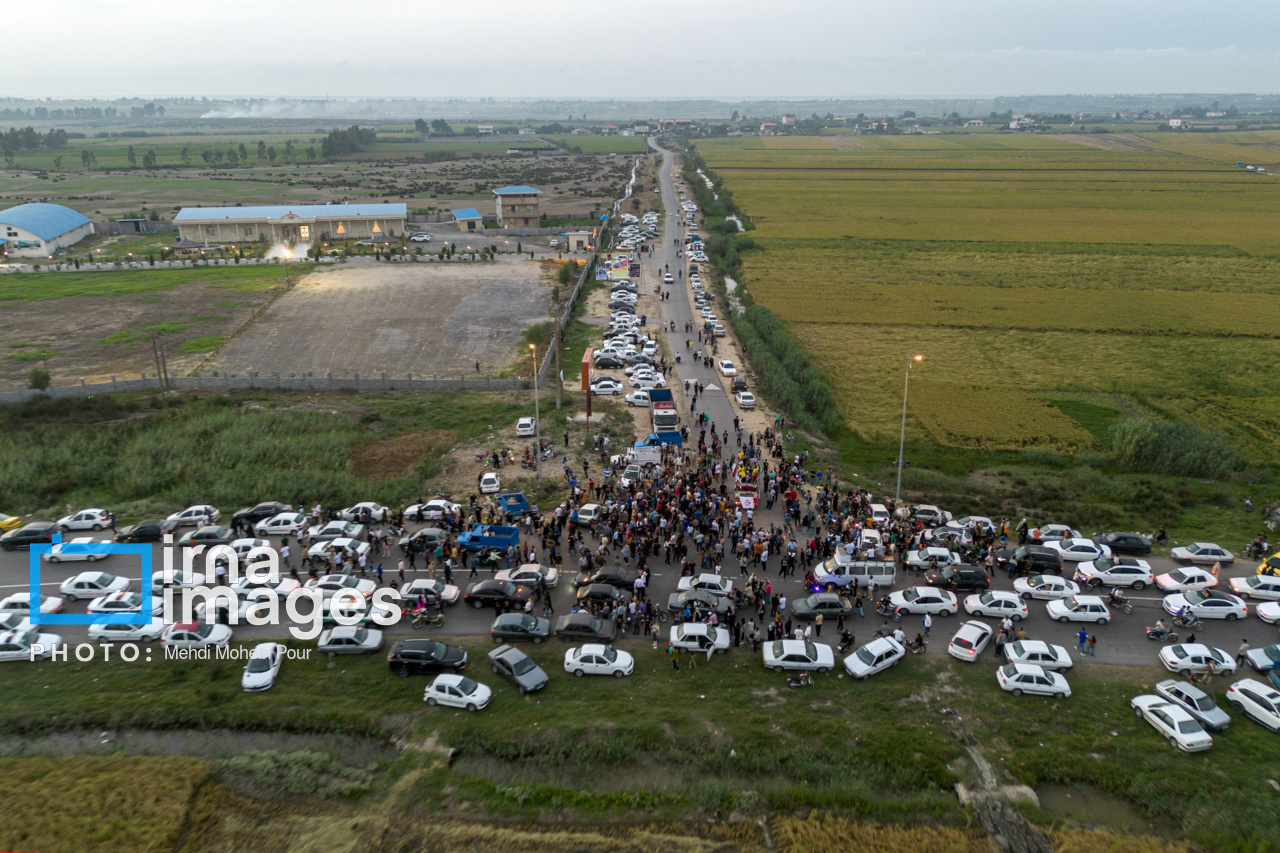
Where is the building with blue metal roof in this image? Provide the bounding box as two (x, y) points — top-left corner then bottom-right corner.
(0, 203), (95, 258)
(492, 186), (541, 228)
(452, 208), (483, 233)
(175, 202), (406, 244)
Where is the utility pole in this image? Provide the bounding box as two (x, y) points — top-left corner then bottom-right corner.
(151, 337), (165, 392)
(553, 320), (563, 410)
(529, 344), (542, 484)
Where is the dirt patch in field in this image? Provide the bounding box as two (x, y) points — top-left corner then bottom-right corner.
(350, 430), (457, 481)
(0, 280), (272, 389)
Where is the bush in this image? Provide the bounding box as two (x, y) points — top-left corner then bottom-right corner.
(217, 749), (372, 798)
(1106, 417), (1240, 478)
(27, 368), (51, 390)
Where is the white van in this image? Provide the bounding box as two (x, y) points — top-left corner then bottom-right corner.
(813, 554), (895, 590)
(869, 504), (891, 525)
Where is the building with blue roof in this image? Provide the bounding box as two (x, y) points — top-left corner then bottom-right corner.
(492, 185), (541, 228)
(174, 202), (406, 244)
(452, 208), (483, 233)
(0, 202), (94, 258)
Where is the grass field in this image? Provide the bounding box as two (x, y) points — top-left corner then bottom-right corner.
(0, 263), (305, 303)
(0, 636), (1273, 851)
(695, 134), (1280, 476)
(0, 391), (535, 518)
(546, 135), (650, 154)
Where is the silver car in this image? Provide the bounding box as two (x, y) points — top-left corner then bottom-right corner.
(487, 644), (549, 693)
(1154, 679), (1231, 732)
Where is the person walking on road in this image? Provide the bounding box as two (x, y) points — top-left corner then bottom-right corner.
(1086, 634), (1097, 656)
(1076, 629), (1089, 655)
(922, 613), (932, 636)
(1237, 639), (1251, 665)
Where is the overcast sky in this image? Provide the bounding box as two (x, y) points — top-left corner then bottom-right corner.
(9, 0), (1280, 98)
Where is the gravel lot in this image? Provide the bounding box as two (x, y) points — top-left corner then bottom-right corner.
(210, 258), (551, 377)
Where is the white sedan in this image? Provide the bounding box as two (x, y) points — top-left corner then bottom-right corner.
(906, 547), (959, 570)
(1171, 542), (1234, 565)
(316, 625), (383, 654)
(629, 374), (667, 390)
(162, 621), (232, 648)
(0, 629), (63, 662)
(1155, 567), (1219, 592)
(516, 417), (537, 437)
(677, 573), (734, 598)
(1226, 679), (1280, 733)
(254, 512), (308, 537)
(402, 578), (461, 606)
(564, 643), (636, 677)
(1159, 643), (1238, 676)
(1130, 695), (1213, 752)
(1013, 574), (1080, 601)
(60, 571), (130, 600)
(230, 538), (272, 560)
(166, 504), (220, 527)
(1074, 557), (1154, 590)
(479, 472), (501, 494)
(625, 390), (651, 407)
(1030, 524), (1081, 543)
(336, 502), (389, 523)
(305, 574), (377, 599)
(717, 360), (737, 377)
(1228, 574), (1280, 601)
(1003, 640), (1073, 670)
(1163, 590), (1248, 621)
(947, 620), (994, 662)
(735, 391), (756, 409)
(964, 591), (1028, 621)
(424, 673), (492, 711)
(763, 639), (835, 672)
(151, 569), (206, 591)
(669, 623), (731, 656)
(1046, 595), (1111, 624)
(242, 642), (285, 692)
(842, 637), (905, 680)
(56, 508), (111, 531)
(87, 619), (166, 644)
(87, 591), (163, 616)
(405, 499), (460, 522)
(0, 593), (64, 615)
(888, 587), (959, 616)
(307, 520), (364, 542)
(1045, 538), (1112, 563)
(1256, 601), (1280, 624)
(495, 563), (560, 589)
(998, 663), (1072, 698)
(306, 538), (371, 565)
(590, 377), (625, 396)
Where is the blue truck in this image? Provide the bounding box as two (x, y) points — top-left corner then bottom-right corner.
(456, 524), (520, 552)
(639, 430), (682, 448)
(496, 492), (530, 518)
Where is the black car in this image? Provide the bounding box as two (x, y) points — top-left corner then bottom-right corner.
(463, 580), (531, 609)
(1093, 532), (1152, 556)
(574, 568), (635, 589)
(231, 501), (292, 530)
(399, 527), (447, 555)
(114, 518), (165, 543)
(608, 300), (635, 310)
(997, 545), (1063, 575)
(0, 522), (56, 551)
(791, 593), (854, 622)
(386, 639), (468, 677)
(594, 355), (625, 369)
(177, 525), (235, 547)
(730, 376), (748, 393)
(575, 583), (628, 608)
(667, 589), (732, 619)
(555, 612), (616, 642)
(924, 565), (991, 592)
(625, 354), (657, 367)
(490, 613), (552, 643)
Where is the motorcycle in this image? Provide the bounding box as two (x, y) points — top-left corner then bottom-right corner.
(837, 633), (855, 654)
(411, 609), (444, 629)
(1107, 595), (1135, 615)
(474, 452), (486, 463)
(786, 672), (815, 689)
(521, 459), (538, 470)
(1145, 626), (1179, 643)
(1244, 542), (1267, 559)
(906, 638), (928, 655)
(875, 601), (903, 623)
(388, 523), (406, 537)
(473, 549), (505, 571)
(1173, 614), (1204, 631)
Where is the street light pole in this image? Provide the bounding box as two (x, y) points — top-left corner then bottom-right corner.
(895, 355), (924, 506)
(530, 344), (542, 484)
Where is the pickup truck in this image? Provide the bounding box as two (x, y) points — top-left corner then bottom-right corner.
(496, 493), (530, 518)
(456, 524), (520, 553)
(638, 430), (682, 448)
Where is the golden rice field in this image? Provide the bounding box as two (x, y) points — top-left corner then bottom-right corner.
(698, 132), (1280, 454)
